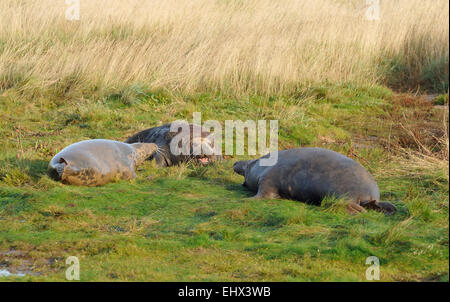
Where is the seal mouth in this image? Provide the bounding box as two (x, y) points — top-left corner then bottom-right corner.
(198, 157), (210, 164)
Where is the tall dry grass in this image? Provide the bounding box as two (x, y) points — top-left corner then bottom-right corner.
(0, 0), (448, 95)
(398, 111), (449, 184)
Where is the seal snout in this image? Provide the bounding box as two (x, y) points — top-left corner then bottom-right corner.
(132, 142), (159, 163)
(360, 200), (398, 216)
(48, 157), (67, 181)
(191, 136), (222, 165)
(233, 161), (246, 176)
(148, 142), (159, 153)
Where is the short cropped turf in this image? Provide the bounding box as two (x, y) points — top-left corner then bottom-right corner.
(0, 83), (448, 281)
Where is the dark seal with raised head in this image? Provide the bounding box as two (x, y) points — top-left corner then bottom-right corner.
(48, 139), (158, 186)
(233, 147), (397, 215)
(125, 123), (222, 167)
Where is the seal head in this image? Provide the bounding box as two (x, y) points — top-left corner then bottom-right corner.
(125, 123), (222, 167)
(233, 160), (250, 176)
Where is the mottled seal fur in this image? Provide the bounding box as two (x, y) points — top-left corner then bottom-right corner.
(233, 148), (397, 215)
(48, 139), (158, 186)
(125, 123), (222, 167)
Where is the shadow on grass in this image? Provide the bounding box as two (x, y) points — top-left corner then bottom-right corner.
(0, 157), (49, 185)
(0, 187), (35, 214)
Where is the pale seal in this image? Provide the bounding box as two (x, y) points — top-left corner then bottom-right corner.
(233, 148), (397, 215)
(48, 139), (158, 186)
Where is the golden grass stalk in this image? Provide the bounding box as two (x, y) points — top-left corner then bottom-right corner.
(1, 0), (448, 95)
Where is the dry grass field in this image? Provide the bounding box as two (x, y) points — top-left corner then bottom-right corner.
(1, 0), (448, 95)
(0, 0), (448, 281)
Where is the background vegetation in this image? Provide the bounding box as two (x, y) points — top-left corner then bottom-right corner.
(1, 0), (448, 95)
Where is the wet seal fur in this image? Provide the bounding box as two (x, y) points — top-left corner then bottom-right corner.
(48, 139), (158, 186)
(233, 147), (397, 215)
(125, 123), (222, 167)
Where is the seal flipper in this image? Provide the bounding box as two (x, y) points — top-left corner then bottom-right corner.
(252, 191), (280, 199)
(359, 199), (379, 210)
(346, 202), (367, 214)
(252, 181), (280, 199)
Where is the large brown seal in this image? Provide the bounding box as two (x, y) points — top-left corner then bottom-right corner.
(233, 148), (397, 215)
(125, 123), (222, 167)
(48, 139), (158, 186)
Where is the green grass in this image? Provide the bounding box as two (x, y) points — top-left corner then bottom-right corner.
(0, 83), (448, 281)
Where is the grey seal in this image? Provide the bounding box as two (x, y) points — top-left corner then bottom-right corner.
(48, 139), (158, 186)
(233, 147), (397, 215)
(125, 123), (222, 167)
